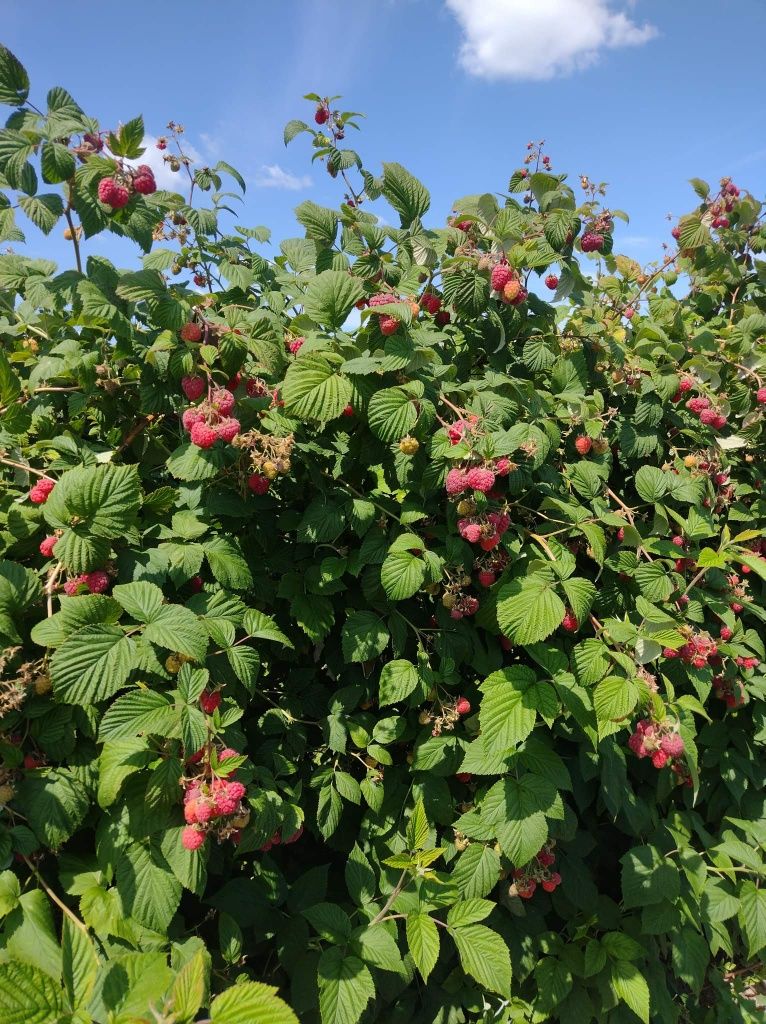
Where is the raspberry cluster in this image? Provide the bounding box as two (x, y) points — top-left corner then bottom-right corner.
(368, 292), (403, 336)
(513, 842), (561, 899)
(286, 336), (305, 355)
(628, 717), (685, 772)
(420, 696), (471, 737)
(489, 261), (527, 306)
(446, 458), (512, 497)
(97, 164), (156, 211)
(259, 824), (304, 852)
(663, 631), (718, 669)
(420, 292), (442, 315)
(685, 395), (727, 431)
(181, 747), (248, 851)
(447, 414), (481, 445)
(233, 428), (294, 492)
(28, 478), (55, 505)
(457, 510), (511, 551)
(713, 676), (747, 709)
(183, 387), (240, 449)
(62, 569), (111, 596)
(708, 177), (741, 230)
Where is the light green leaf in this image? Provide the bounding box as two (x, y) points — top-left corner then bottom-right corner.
(497, 573), (566, 645)
(0, 961), (64, 1024)
(342, 611), (389, 663)
(593, 676), (639, 723)
(317, 948), (374, 1024)
(382, 162), (430, 225)
(378, 659), (419, 705)
(282, 353), (352, 422)
(211, 979), (298, 1024)
(406, 913), (439, 982)
(479, 666), (538, 750)
(634, 466), (668, 502)
(452, 924), (511, 996)
(368, 386), (418, 442)
(116, 840), (182, 932)
(303, 270), (364, 330)
(610, 960), (650, 1024)
(43, 464), (141, 538)
(50, 624), (135, 704)
(380, 550), (426, 601)
(739, 881), (766, 957)
(242, 609), (293, 647)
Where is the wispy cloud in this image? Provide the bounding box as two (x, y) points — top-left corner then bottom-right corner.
(252, 164), (312, 191)
(445, 0), (656, 81)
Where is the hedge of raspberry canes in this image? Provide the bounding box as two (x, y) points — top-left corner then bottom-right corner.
(0, 46), (765, 1024)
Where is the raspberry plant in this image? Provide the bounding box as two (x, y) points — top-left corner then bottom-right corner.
(0, 46), (765, 1024)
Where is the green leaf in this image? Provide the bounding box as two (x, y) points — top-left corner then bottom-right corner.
(739, 881), (766, 957)
(634, 465), (668, 502)
(108, 114), (145, 158)
(351, 924), (403, 973)
(284, 119), (309, 145)
(0, 871), (20, 917)
(382, 162), (430, 225)
(621, 845), (680, 908)
(170, 950), (209, 1024)
(283, 353), (352, 422)
(17, 194), (64, 234)
(317, 948), (374, 1024)
(304, 270), (365, 330)
(50, 624), (135, 704)
(497, 573), (566, 645)
(342, 611), (389, 663)
(44, 464), (141, 538)
(0, 47), (29, 106)
(446, 899), (494, 927)
(452, 924), (511, 996)
(406, 913), (440, 982)
(610, 960), (650, 1024)
(41, 142), (76, 183)
(62, 915), (98, 1010)
(242, 609), (293, 647)
(378, 659), (419, 705)
(204, 536), (253, 590)
(406, 798), (429, 850)
(99, 690), (178, 741)
(211, 979), (299, 1024)
(368, 386), (418, 442)
(345, 845), (376, 906)
(116, 840), (181, 931)
(451, 844), (501, 899)
(0, 349), (21, 405)
(143, 605), (208, 662)
(479, 666), (538, 750)
(16, 769), (90, 848)
(294, 200), (338, 245)
(0, 961), (64, 1024)
(678, 214), (710, 249)
(380, 550), (426, 601)
(593, 676), (639, 723)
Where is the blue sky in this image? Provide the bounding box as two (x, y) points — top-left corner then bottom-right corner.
(4, 0), (766, 272)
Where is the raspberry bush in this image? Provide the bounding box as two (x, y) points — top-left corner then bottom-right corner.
(0, 49), (765, 1023)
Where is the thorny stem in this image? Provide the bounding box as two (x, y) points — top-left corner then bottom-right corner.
(46, 562), (64, 617)
(370, 870), (409, 926)
(0, 456), (55, 481)
(23, 856), (89, 933)
(64, 189), (83, 274)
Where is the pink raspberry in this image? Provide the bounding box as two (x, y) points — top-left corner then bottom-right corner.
(672, 535), (684, 547)
(494, 457), (511, 476)
(699, 408), (717, 425)
(288, 337), (305, 355)
(219, 748), (239, 762)
(624, 307), (635, 319)
(133, 170), (156, 195)
(248, 473), (270, 495)
(216, 417), (240, 443)
(455, 697), (471, 716)
(184, 798), (200, 824)
(574, 435), (592, 456)
(660, 733), (684, 758)
(544, 274), (558, 290)
(686, 396), (710, 413)
(420, 292), (441, 314)
(182, 826), (206, 851)
(479, 533), (501, 551)
(617, 527), (625, 541)
(459, 522), (483, 544)
(180, 322), (203, 343)
(679, 377), (694, 392)
(487, 511), (510, 534)
(561, 611), (578, 633)
(446, 469), (468, 495)
(39, 535), (58, 557)
(29, 478), (55, 504)
(466, 467), (496, 493)
(212, 779), (246, 816)
(63, 575), (87, 596)
(757, 388), (766, 405)
(712, 414), (727, 429)
(368, 292), (398, 308)
(195, 799), (216, 823)
(477, 570), (496, 588)
(182, 375), (206, 401)
(581, 232), (604, 253)
(211, 388), (235, 415)
(651, 749), (669, 769)
(97, 177), (129, 209)
(719, 626), (733, 642)
(380, 315), (399, 336)
(490, 263), (513, 292)
(190, 421), (219, 449)
(671, 226), (681, 240)
(84, 570), (110, 594)
(182, 407), (204, 431)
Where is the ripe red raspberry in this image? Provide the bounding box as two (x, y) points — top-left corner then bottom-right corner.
(248, 473), (270, 495)
(651, 749), (669, 769)
(420, 292), (441, 314)
(226, 372), (241, 392)
(756, 388), (766, 404)
(712, 413), (727, 429)
(180, 322), (203, 343)
(616, 527), (625, 541)
(712, 216), (729, 229)
(465, 467), (496, 493)
(624, 307), (635, 319)
(29, 478), (55, 504)
(434, 310), (451, 327)
(455, 220), (472, 232)
(156, 138), (167, 150)
(246, 379), (266, 398)
(455, 697), (471, 716)
(193, 274), (208, 288)
(477, 570), (496, 588)
(516, 879), (536, 899)
(679, 376), (694, 392)
(698, 408), (717, 425)
(491, 264), (513, 292)
(195, 800), (215, 824)
(460, 522), (483, 544)
(23, 753), (43, 770)
(182, 407), (204, 431)
(189, 575), (204, 593)
(446, 469), (469, 496)
(184, 798), (201, 824)
(200, 690), (221, 715)
(342, 404), (354, 417)
(84, 570), (110, 594)
(561, 611), (578, 633)
(39, 535), (58, 558)
(581, 232), (604, 253)
(288, 337), (304, 355)
(97, 177), (130, 208)
(660, 733), (684, 758)
(182, 826), (206, 851)
(455, 772), (472, 783)
(315, 105), (330, 124)
(542, 872), (561, 893)
(719, 626), (733, 642)
(380, 316), (399, 336)
(182, 375), (205, 401)
(544, 274), (559, 290)
(63, 575), (87, 596)
(686, 396), (710, 413)
(574, 435), (592, 455)
(190, 421), (218, 449)
(216, 417), (241, 443)
(211, 779), (246, 816)
(211, 388), (236, 415)
(133, 171), (156, 195)
(537, 849), (556, 867)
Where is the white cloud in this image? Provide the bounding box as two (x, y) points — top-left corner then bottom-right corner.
(252, 164), (312, 191)
(445, 0), (656, 80)
(124, 135), (202, 193)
